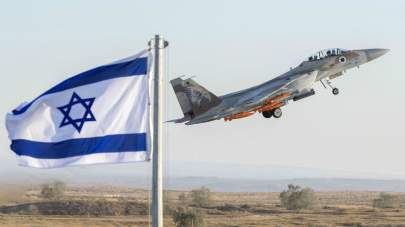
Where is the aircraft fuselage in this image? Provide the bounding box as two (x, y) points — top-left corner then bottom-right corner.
(171, 48), (389, 125)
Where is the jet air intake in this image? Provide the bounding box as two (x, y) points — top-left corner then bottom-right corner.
(293, 89), (315, 102)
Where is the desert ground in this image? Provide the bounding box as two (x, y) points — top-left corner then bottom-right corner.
(0, 184), (405, 227)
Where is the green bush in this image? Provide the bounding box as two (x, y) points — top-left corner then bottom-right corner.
(172, 207), (204, 227)
(279, 184), (317, 210)
(191, 187), (211, 207)
(40, 181), (66, 200)
(373, 192), (400, 208)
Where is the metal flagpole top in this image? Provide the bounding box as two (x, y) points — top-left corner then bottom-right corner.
(148, 35), (169, 49)
(149, 34), (168, 227)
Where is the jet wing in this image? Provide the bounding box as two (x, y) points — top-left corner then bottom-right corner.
(215, 71), (318, 121)
(247, 70), (318, 107)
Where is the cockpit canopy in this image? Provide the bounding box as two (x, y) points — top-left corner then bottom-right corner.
(307, 48), (347, 62)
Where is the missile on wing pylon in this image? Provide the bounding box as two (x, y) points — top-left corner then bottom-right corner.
(293, 89), (316, 102)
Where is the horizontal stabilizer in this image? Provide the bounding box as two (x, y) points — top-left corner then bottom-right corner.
(165, 116), (191, 124)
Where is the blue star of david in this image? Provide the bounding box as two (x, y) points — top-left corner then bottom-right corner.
(57, 92), (96, 133)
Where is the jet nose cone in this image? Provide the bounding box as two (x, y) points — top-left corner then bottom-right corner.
(365, 48), (389, 62)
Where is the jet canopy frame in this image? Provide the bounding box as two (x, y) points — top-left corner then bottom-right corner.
(307, 48), (347, 62)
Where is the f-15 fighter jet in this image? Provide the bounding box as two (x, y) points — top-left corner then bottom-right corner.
(170, 48), (389, 125)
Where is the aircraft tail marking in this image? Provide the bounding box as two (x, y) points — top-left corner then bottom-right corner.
(170, 77), (221, 119)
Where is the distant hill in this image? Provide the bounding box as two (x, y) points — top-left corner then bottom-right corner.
(163, 177), (405, 192)
(1, 161), (405, 192)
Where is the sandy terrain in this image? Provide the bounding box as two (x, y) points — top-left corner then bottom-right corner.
(1, 185), (405, 226)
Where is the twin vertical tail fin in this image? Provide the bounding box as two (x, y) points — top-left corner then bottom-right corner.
(170, 77), (221, 122)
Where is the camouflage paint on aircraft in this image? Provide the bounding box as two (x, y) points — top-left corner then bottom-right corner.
(170, 48), (389, 125)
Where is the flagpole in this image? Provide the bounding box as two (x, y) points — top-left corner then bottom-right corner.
(149, 34), (168, 227)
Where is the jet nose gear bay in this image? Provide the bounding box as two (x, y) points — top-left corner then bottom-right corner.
(170, 48), (389, 125)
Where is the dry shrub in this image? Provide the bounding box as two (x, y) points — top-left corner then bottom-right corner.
(172, 207), (204, 227)
(279, 184), (317, 210)
(40, 181), (66, 200)
(178, 192), (188, 206)
(191, 187), (211, 207)
(373, 192), (400, 208)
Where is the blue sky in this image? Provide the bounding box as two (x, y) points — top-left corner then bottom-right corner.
(1, 0), (404, 179)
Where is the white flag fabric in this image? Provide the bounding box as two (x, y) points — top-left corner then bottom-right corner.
(6, 50), (151, 168)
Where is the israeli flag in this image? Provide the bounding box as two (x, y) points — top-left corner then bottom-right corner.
(6, 50), (151, 168)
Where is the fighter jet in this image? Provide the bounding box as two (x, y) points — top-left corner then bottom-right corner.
(170, 48), (389, 125)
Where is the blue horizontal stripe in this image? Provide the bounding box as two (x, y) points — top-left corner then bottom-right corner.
(11, 133), (147, 159)
(13, 57), (148, 115)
